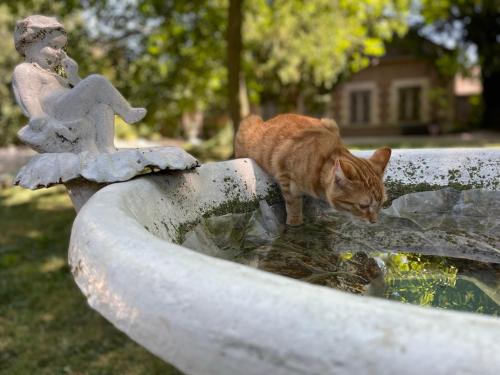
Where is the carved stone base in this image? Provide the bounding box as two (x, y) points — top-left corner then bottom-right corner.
(65, 179), (106, 212)
(14, 146), (200, 190)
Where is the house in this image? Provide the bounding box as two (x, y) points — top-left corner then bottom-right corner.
(329, 32), (481, 136)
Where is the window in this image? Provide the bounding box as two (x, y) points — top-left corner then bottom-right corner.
(349, 90), (371, 125)
(398, 86), (421, 122)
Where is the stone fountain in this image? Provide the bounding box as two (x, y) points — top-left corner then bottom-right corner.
(12, 15), (500, 375)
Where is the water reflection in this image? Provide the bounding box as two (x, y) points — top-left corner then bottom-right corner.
(239, 225), (500, 316)
(182, 189), (500, 316)
(375, 253), (500, 315)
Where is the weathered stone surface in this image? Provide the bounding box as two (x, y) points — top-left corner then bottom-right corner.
(14, 147), (199, 189)
(69, 154), (500, 375)
(357, 148), (500, 189)
(14, 152), (80, 189)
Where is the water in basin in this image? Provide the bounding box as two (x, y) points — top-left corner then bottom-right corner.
(182, 188), (500, 316)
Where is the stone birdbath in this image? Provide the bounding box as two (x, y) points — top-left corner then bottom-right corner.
(12, 15), (500, 375)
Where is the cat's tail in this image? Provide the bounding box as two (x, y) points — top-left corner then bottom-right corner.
(234, 114), (264, 158)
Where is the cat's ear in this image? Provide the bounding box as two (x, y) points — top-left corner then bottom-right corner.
(333, 159), (351, 188)
(370, 147), (391, 175)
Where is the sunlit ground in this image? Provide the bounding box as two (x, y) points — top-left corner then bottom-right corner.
(0, 186), (182, 375)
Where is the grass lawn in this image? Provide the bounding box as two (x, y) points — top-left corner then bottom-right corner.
(0, 186), (182, 375)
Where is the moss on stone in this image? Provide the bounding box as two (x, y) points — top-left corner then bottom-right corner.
(173, 185), (283, 244)
(174, 176), (489, 242)
(384, 180), (477, 207)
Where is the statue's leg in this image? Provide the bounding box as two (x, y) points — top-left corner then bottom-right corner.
(88, 103), (116, 153)
(52, 74), (146, 124)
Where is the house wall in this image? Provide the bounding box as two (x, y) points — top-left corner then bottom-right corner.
(331, 57), (454, 131)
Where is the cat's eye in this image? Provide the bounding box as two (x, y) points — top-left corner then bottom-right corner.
(359, 204), (369, 210)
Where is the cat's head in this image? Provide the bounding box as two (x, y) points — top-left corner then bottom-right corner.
(326, 148), (391, 223)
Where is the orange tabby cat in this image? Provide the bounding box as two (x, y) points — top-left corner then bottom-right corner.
(235, 113), (391, 226)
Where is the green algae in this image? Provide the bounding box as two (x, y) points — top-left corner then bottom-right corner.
(173, 178), (488, 243)
(173, 186), (283, 244)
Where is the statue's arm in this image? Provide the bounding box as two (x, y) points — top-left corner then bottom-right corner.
(12, 65), (46, 119)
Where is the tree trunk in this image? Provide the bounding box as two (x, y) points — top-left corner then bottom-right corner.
(481, 67), (500, 129)
(468, 7), (500, 129)
(227, 0), (243, 132)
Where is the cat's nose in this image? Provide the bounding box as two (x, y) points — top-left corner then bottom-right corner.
(368, 215), (377, 223)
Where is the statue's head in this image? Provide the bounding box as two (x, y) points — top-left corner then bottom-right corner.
(14, 15), (67, 68)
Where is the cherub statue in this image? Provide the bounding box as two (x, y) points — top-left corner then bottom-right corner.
(12, 15), (146, 154)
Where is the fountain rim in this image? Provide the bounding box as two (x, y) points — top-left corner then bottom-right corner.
(68, 148), (500, 375)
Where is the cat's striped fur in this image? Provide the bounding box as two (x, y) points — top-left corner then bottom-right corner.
(235, 113), (391, 225)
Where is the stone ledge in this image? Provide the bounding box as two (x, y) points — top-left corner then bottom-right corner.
(14, 146), (199, 189)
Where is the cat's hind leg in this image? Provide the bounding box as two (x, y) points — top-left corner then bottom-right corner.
(284, 194), (303, 226)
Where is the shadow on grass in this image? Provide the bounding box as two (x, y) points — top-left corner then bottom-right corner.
(0, 187), (182, 375)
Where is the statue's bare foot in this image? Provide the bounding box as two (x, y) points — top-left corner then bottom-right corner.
(124, 108), (147, 124)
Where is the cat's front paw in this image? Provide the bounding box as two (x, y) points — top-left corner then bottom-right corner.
(286, 215), (303, 226)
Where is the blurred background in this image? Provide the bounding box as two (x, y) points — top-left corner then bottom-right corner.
(1, 1), (499, 374)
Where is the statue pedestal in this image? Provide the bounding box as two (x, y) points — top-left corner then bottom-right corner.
(15, 147), (199, 211)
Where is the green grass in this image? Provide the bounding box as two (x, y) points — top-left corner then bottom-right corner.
(0, 186), (182, 375)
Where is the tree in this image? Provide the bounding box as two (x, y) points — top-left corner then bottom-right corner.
(81, 0), (413, 136)
(86, 0), (229, 138)
(420, 0), (500, 129)
(227, 0), (243, 132)
(243, 0), (411, 112)
(1, 0), (414, 145)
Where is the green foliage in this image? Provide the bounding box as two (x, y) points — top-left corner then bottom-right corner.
(428, 87), (451, 115)
(243, 0), (411, 110)
(0, 4), (24, 146)
(82, 0), (230, 138)
(245, 0), (410, 88)
(186, 121), (234, 161)
(419, 0), (500, 128)
(0, 0), (414, 145)
(136, 0), (228, 132)
(419, 0), (500, 70)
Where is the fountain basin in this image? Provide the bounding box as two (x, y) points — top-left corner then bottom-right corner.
(68, 148), (500, 375)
